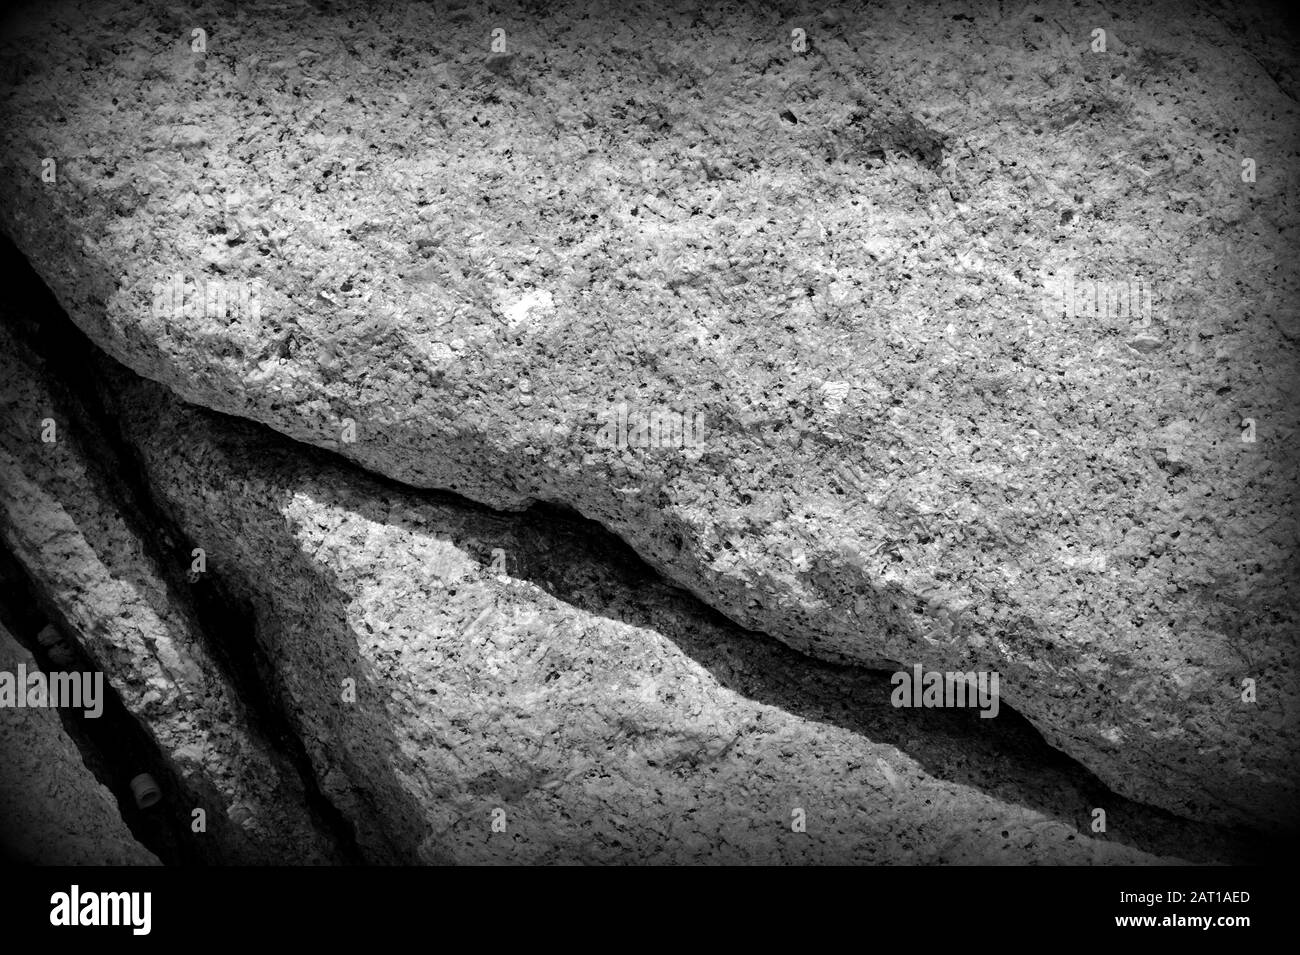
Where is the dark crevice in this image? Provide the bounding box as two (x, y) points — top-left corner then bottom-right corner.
(152, 552), (366, 865)
(0, 235), (363, 864)
(0, 542), (200, 864)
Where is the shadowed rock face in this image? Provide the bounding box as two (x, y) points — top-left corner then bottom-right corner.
(0, 320), (341, 864)
(0, 623), (160, 866)
(0, 0), (1296, 838)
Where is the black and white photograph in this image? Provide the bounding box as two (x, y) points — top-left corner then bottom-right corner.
(0, 0), (1293, 931)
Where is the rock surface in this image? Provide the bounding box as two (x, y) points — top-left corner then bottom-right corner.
(0, 317), (341, 864)
(0, 0), (1296, 833)
(104, 356), (1261, 864)
(0, 621), (160, 865)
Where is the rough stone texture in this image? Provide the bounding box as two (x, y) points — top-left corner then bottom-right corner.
(105, 360), (1267, 864)
(0, 0), (1296, 832)
(0, 621), (160, 865)
(0, 319), (340, 864)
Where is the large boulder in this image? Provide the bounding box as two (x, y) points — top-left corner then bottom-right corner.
(0, 0), (1295, 830)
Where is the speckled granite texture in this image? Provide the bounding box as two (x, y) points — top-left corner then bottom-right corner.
(0, 0), (1296, 843)
(2, 291), (1272, 863)
(112, 362), (1262, 863)
(0, 319), (340, 863)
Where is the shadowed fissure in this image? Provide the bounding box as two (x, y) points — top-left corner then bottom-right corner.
(1, 236), (363, 864)
(0, 541), (202, 864)
(0, 236), (1277, 864)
